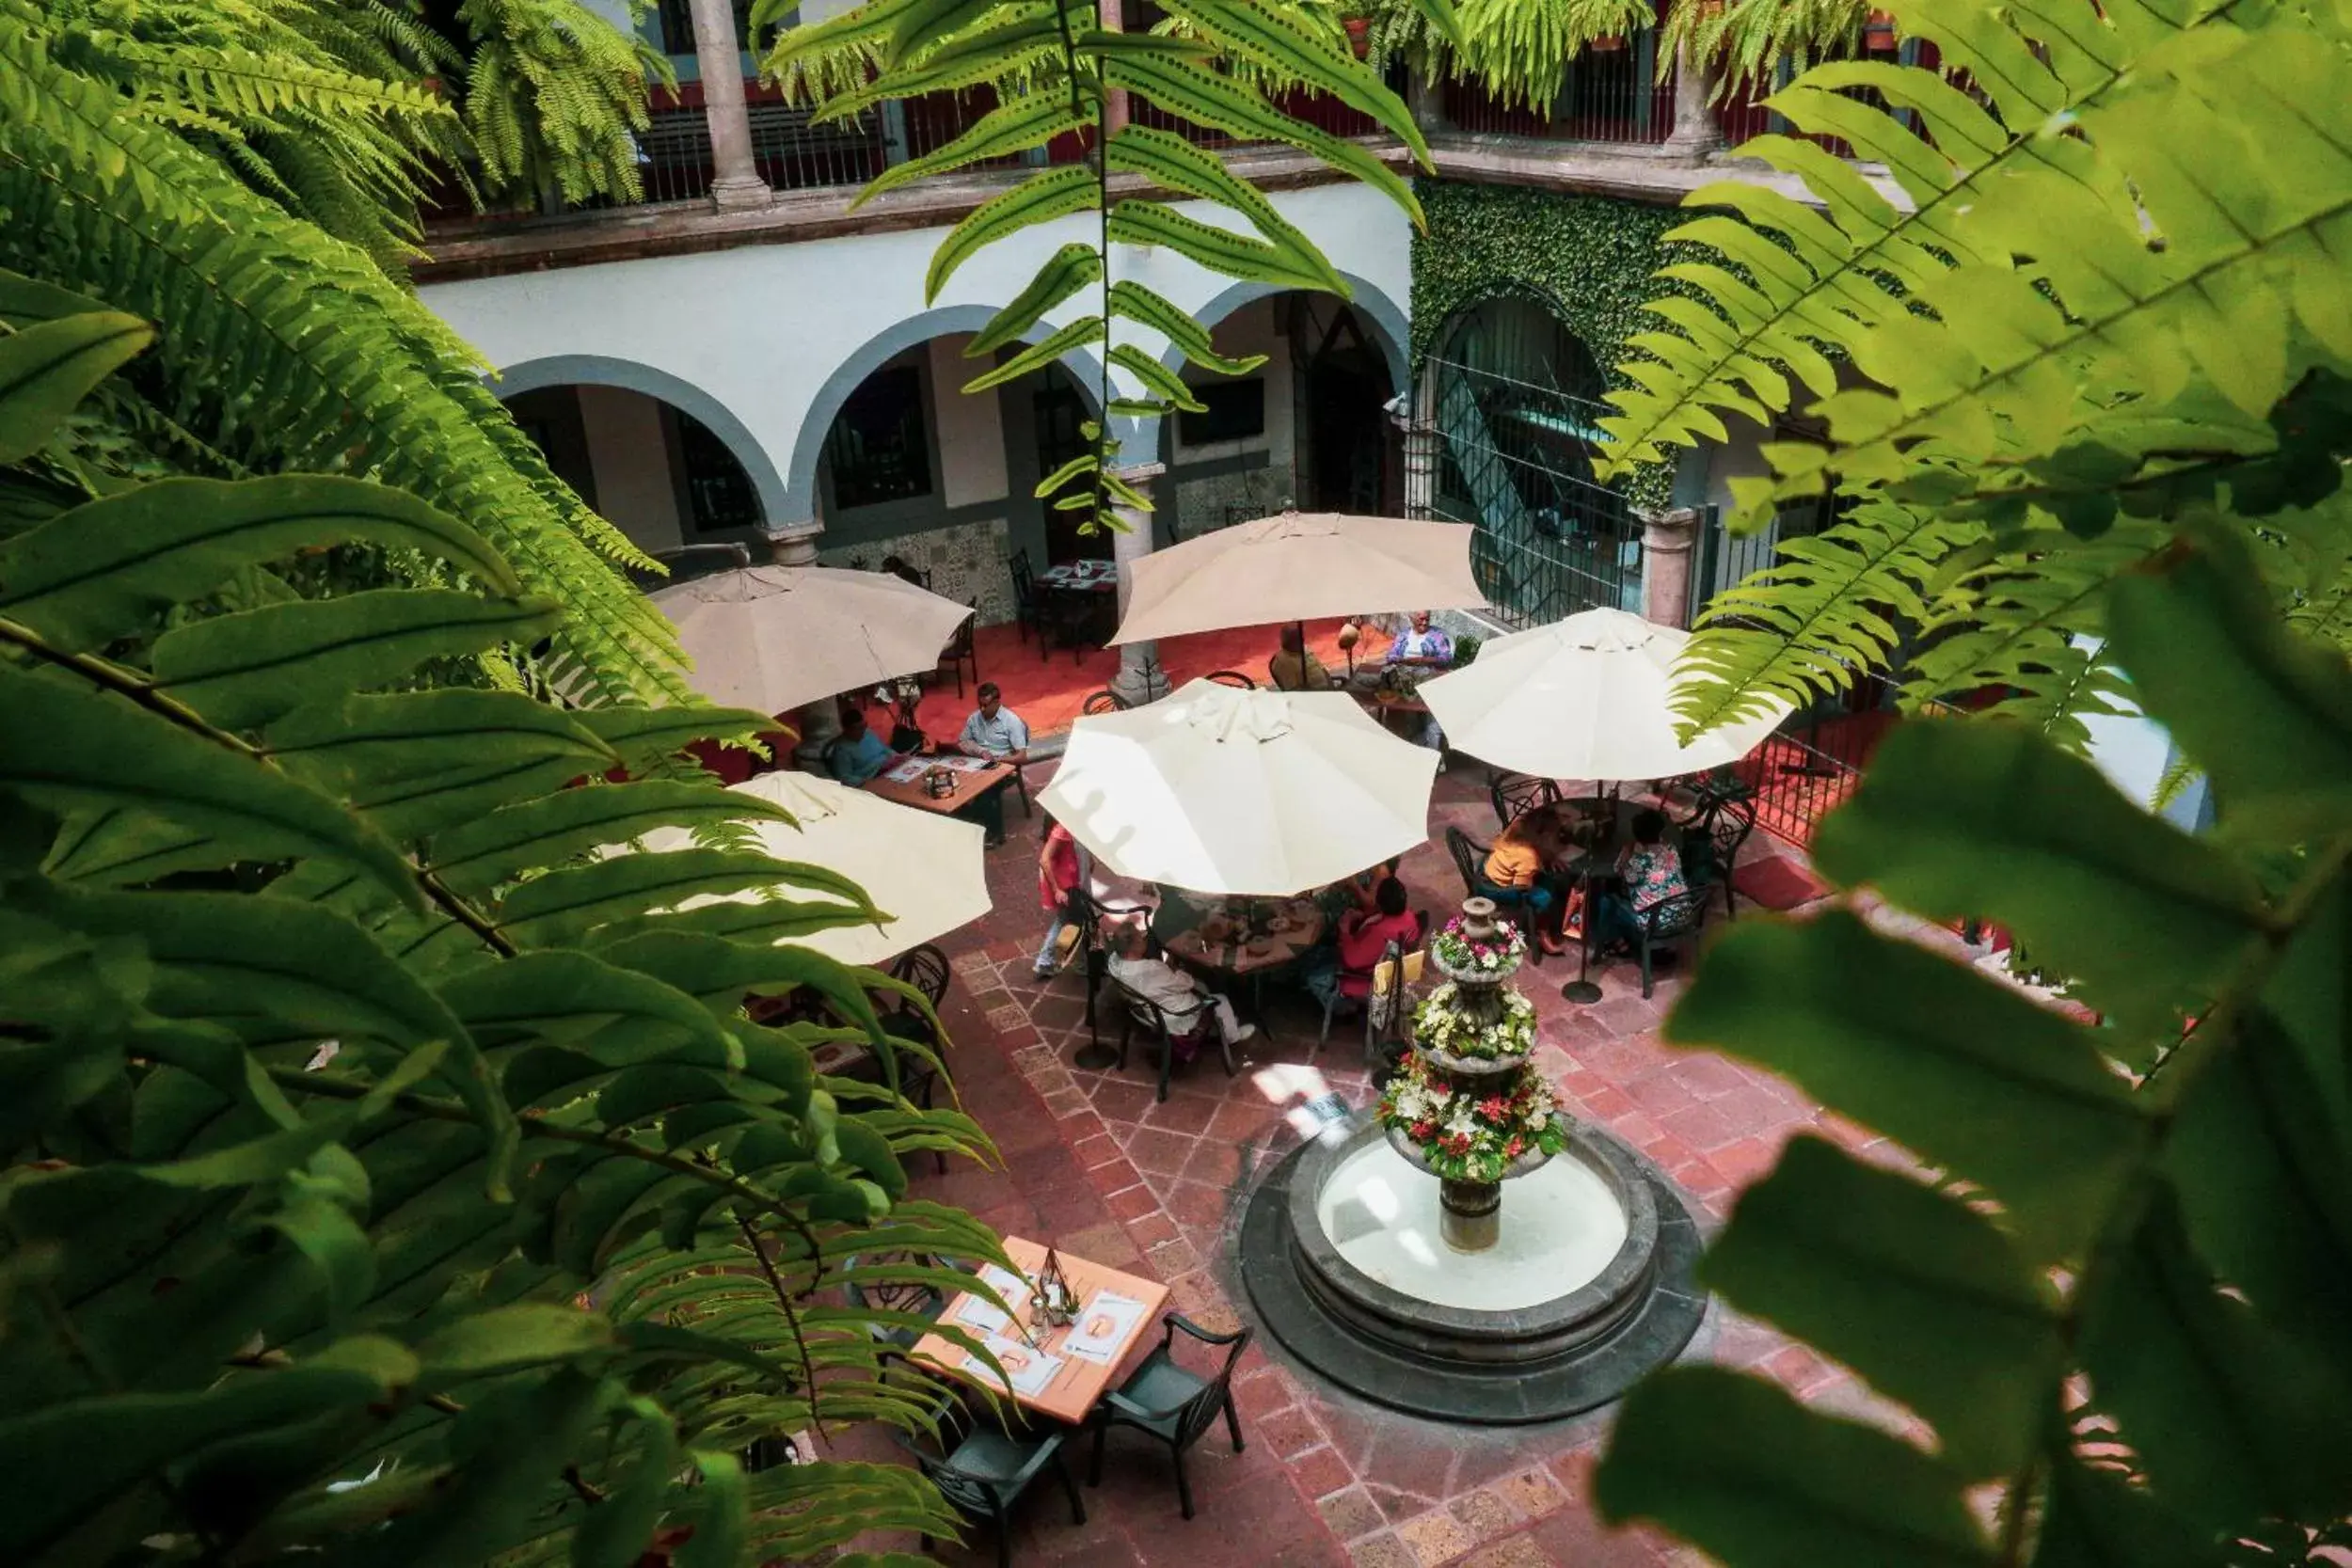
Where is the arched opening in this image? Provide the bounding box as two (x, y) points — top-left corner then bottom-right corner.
(502, 381), (767, 575)
(1423, 294), (1639, 625)
(1154, 293), (1401, 544)
(809, 332), (1102, 628)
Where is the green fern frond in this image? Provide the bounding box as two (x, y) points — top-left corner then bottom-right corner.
(0, 9), (685, 702)
(1676, 499), (1978, 734)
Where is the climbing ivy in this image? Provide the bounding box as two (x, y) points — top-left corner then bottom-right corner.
(1409, 180), (1685, 507)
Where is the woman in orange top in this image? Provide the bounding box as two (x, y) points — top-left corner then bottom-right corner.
(1480, 805), (1572, 954)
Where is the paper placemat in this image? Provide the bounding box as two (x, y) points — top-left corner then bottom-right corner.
(1060, 1291), (1147, 1364)
(953, 1293), (1011, 1337)
(965, 1333), (1062, 1398)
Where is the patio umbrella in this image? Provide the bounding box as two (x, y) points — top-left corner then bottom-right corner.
(1419, 608), (1788, 783)
(650, 564), (973, 713)
(1108, 511), (1485, 645)
(633, 770), (990, 967)
(1038, 678), (1438, 896)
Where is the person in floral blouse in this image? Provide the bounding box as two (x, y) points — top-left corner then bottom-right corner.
(1597, 808), (1687, 953)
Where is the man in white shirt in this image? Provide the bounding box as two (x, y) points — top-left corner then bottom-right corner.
(953, 683), (1029, 847)
(1105, 924), (1256, 1053)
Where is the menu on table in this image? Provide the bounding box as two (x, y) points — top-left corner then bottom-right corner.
(965, 1333), (1063, 1398)
(1058, 1291), (1148, 1364)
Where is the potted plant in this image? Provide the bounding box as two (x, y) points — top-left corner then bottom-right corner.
(1343, 12), (1372, 56)
(1864, 8), (1898, 48)
(1589, 32), (1628, 51)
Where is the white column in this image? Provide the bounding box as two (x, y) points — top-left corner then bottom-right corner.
(1107, 463), (1172, 706)
(689, 0), (773, 211)
(1662, 43), (1722, 158)
(1639, 506), (1702, 629)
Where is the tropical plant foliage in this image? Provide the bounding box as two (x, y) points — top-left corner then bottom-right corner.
(760, 0), (1451, 533)
(1597, 529), (2352, 1567)
(0, 321), (1006, 1566)
(1588, 0), (2352, 752)
(0, 0), (689, 705)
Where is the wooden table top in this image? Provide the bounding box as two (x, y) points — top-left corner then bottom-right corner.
(909, 1237), (1170, 1427)
(861, 757), (1016, 816)
(1158, 893), (1328, 976)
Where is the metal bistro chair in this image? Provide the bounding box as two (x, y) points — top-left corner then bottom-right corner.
(1363, 937), (1427, 1077)
(1108, 972), (1230, 1103)
(841, 1249), (949, 1348)
(933, 597), (979, 698)
(1203, 669), (1256, 689)
(1679, 790), (1758, 921)
(1009, 548), (1086, 663)
(893, 1387), (1086, 1568)
(1089, 1314), (1253, 1520)
(1443, 826), (1540, 942)
(1080, 688), (1128, 717)
(1313, 909), (1429, 1054)
(1629, 885), (1713, 998)
(1487, 771), (1561, 831)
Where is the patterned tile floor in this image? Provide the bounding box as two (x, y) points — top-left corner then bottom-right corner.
(819, 765), (1947, 1567)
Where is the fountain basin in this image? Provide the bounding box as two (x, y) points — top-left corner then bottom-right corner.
(1239, 1114), (1706, 1424)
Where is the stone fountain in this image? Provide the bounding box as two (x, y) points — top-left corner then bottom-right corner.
(1238, 897), (1706, 1423)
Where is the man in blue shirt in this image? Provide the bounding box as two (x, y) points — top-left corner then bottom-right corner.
(827, 705), (898, 787)
(954, 683), (1029, 847)
(1384, 610), (1452, 751)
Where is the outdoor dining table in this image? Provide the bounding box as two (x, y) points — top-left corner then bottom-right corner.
(1038, 557), (1119, 643)
(1153, 890), (1327, 1038)
(860, 754), (1017, 816)
(907, 1236), (1171, 1428)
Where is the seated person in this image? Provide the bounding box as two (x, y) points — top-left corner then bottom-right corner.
(1382, 610), (1452, 750)
(1345, 857), (1403, 915)
(1268, 625), (1333, 691)
(1305, 877), (1421, 1011)
(953, 682), (1030, 848)
(1597, 809), (1690, 952)
(1480, 805), (1573, 955)
(1106, 923), (1257, 1054)
(826, 705), (898, 787)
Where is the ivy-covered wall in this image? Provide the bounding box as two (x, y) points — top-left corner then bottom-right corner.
(1408, 181), (1683, 371)
(1409, 180), (1685, 507)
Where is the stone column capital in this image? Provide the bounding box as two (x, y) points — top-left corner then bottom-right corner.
(1109, 461), (1167, 484)
(762, 519), (823, 567)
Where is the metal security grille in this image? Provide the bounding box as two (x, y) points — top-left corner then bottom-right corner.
(1415, 298), (1643, 626)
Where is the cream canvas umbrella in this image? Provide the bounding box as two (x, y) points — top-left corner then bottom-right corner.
(634, 771), (990, 967)
(650, 565), (973, 713)
(1109, 511), (1485, 645)
(1039, 679), (1438, 896)
(1419, 608), (1788, 783)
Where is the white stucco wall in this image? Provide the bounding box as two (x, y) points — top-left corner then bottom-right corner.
(421, 180), (1413, 537)
(926, 334), (1010, 509)
(577, 384), (685, 553)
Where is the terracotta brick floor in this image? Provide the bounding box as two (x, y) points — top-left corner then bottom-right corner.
(818, 764), (1937, 1567)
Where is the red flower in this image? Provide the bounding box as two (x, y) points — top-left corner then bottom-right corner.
(1478, 1095), (1511, 1122)
(1505, 1136), (1525, 1157)
(1410, 1119), (1437, 1140)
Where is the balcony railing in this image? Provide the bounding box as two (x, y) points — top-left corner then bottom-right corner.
(1437, 42), (1676, 147)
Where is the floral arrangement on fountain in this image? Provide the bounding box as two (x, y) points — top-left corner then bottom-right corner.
(1379, 1057), (1569, 1181)
(1429, 913), (1526, 976)
(1380, 896), (1568, 1188)
(1413, 982), (1537, 1060)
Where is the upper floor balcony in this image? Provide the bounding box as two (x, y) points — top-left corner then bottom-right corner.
(417, 4), (1923, 282)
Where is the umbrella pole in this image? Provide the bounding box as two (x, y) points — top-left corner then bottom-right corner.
(1562, 865), (1602, 1004)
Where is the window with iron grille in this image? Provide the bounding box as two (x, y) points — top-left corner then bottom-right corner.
(824, 365), (932, 510)
(677, 410), (763, 533)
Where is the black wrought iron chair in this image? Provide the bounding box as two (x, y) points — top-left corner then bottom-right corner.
(1678, 792), (1756, 920)
(880, 944), (951, 1172)
(1088, 1314), (1252, 1520)
(1080, 689), (1128, 717)
(1108, 973), (1227, 1103)
(1487, 771), (1561, 830)
(1009, 548), (1086, 662)
(893, 1388), (1086, 1568)
(932, 598), (979, 697)
(1313, 910), (1429, 1053)
(841, 1250), (950, 1347)
(1443, 826), (1539, 940)
(1203, 669), (1255, 689)
(1629, 886), (1713, 998)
